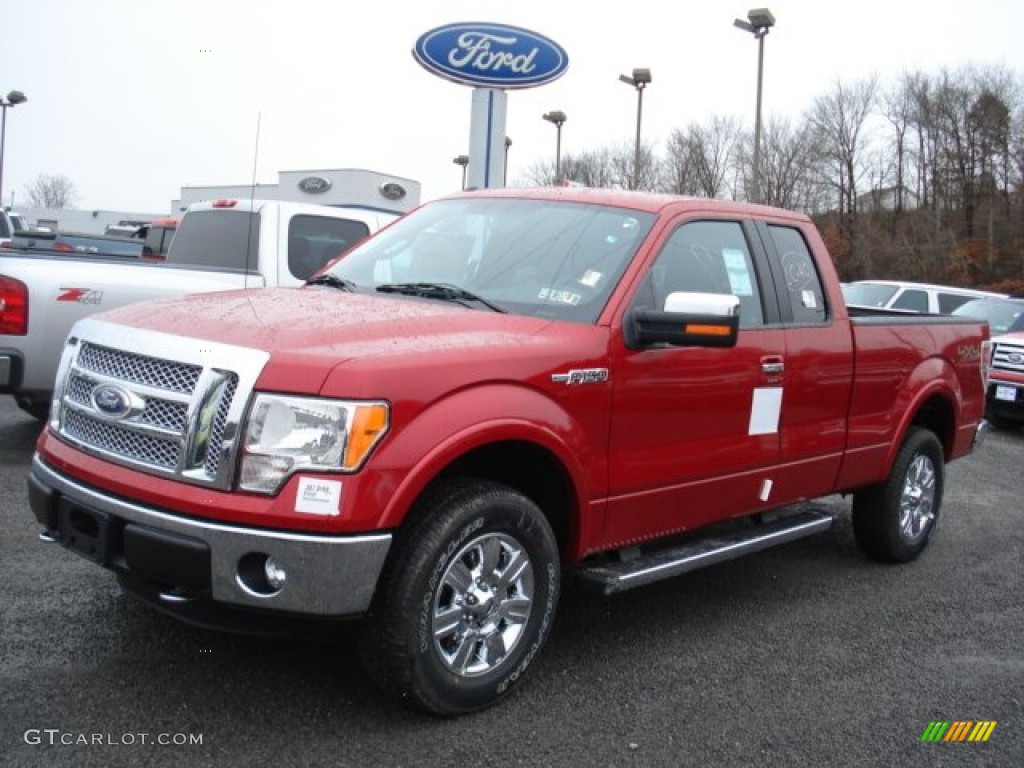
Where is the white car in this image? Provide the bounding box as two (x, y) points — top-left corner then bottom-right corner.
(842, 280), (1005, 314)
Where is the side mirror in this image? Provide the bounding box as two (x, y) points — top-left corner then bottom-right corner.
(625, 291), (740, 349)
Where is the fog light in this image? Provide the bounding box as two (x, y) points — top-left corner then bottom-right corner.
(236, 552), (287, 596)
(264, 557), (287, 590)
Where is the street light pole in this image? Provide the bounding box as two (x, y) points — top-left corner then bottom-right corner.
(618, 69), (652, 190)
(504, 137), (512, 186)
(542, 110), (567, 184)
(0, 89), (28, 209)
(453, 154), (469, 191)
(734, 9), (775, 204)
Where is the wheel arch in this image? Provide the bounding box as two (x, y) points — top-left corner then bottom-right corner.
(372, 385), (597, 562)
(886, 356), (962, 469)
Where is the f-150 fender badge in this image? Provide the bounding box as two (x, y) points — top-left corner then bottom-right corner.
(551, 368), (609, 386)
(57, 288), (103, 304)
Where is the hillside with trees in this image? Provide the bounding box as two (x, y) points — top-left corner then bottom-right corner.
(524, 65), (1024, 294)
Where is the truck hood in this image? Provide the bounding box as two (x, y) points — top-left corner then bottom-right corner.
(95, 287), (592, 396)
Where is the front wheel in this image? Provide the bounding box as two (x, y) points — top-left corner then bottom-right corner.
(852, 427), (945, 563)
(360, 479), (560, 716)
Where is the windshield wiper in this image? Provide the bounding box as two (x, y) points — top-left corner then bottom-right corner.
(376, 283), (507, 313)
(306, 274), (357, 292)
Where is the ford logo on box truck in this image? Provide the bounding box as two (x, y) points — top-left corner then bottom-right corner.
(413, 22), (568, 88)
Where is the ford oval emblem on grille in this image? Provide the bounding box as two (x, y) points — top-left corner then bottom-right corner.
(92, 384), (133, 418)
(1008, 353), (1024, 365)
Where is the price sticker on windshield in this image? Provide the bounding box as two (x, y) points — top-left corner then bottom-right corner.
(538, 287), (582, 305)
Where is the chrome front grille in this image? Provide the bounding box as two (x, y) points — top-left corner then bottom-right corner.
(63, 408), (180, 469)
(54, 323), (268, 491)
(78, 342), (202, 393)
(204, 377), (238, 478)
(991, 341), (1024, 374)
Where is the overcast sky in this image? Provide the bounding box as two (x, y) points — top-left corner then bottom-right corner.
(2, 0), (1022, 214)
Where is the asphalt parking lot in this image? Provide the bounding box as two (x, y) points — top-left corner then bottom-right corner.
(1, 397), (1021, 768)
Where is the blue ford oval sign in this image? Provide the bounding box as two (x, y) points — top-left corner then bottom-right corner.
(413, 22), (568, 89)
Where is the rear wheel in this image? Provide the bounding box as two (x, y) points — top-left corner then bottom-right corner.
(852, 427), (945, 563)
(360, 479), (560, 716)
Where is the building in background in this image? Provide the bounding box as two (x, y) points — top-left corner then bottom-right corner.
(10, 169), (421, 235)
(172, 168), (421, 215)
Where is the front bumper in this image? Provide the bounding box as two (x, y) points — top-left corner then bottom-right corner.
(29, 454), (392, 619)
(0, 349), (23, 391)
(987, 379), (1024, 423)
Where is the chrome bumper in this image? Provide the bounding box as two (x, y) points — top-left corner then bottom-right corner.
(31, 454), (391, 616)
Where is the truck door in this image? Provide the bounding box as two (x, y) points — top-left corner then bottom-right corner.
(604, 218), (785, 548)
(755, 221), (854, 502)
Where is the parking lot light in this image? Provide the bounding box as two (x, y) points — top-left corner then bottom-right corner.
(0, 89), (28, 208)
(618, 70), (651, 190)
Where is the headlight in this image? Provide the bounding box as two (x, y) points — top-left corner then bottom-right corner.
(239, 394), (389, 493)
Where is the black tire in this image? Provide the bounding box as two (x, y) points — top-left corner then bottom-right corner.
(18, 400), (50, 422)
(360, 479), (560, 716)
(852, 427), (945, 563)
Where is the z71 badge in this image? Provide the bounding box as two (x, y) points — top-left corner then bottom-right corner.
(57, 288), (104, 305)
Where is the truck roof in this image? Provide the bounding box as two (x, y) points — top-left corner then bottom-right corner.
(449, 186), (810, 221)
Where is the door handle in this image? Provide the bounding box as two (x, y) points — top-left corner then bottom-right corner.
(761, 356), (785, 375)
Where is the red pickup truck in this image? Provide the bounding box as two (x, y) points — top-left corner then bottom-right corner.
(29, 188), (988, 715)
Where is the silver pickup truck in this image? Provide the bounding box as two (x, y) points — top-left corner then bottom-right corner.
(0, 199), (396, 419)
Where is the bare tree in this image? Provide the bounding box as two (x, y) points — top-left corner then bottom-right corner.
(608, 141), (658, 191)
(661, 116), (741, 198)
(25, 174), (77, 208)
(755, 117), (824, 210)
(806, 76), (879, 225)
(883, 73), (920, 216)
(522, 148), (621, 188)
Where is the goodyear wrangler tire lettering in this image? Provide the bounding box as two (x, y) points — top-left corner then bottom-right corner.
(360, 479), (559, 716)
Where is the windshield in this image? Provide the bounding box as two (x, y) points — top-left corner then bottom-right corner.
(842, 282), (899, 308)
(323, 198), (655, 323)
(953, 299), (1024, 334)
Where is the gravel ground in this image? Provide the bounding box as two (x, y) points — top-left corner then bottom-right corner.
(1, 397), (1021, 768)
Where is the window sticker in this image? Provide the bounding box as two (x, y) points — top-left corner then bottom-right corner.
(802, 290), (817, 309)
(538, 287), (582, 305)
(722, 248), (754, 295)
(295, 478), (342, 516)
(748, 387), (783, 435)
(579, 270), (603, 288)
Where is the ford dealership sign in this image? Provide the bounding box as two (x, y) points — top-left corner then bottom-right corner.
(413, 22), (568, 89)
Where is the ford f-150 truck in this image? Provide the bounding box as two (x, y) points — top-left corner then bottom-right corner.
(28, 188), (988, 716)
(985, 330), (1024, 429)
(1, 199), (394, 419)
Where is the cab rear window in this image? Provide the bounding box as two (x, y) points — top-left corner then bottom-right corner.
(169, 211), (260, 271)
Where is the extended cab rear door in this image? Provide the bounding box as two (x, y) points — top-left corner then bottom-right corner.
(604, 215), (786, 548)
(752, 219), (855, 501)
